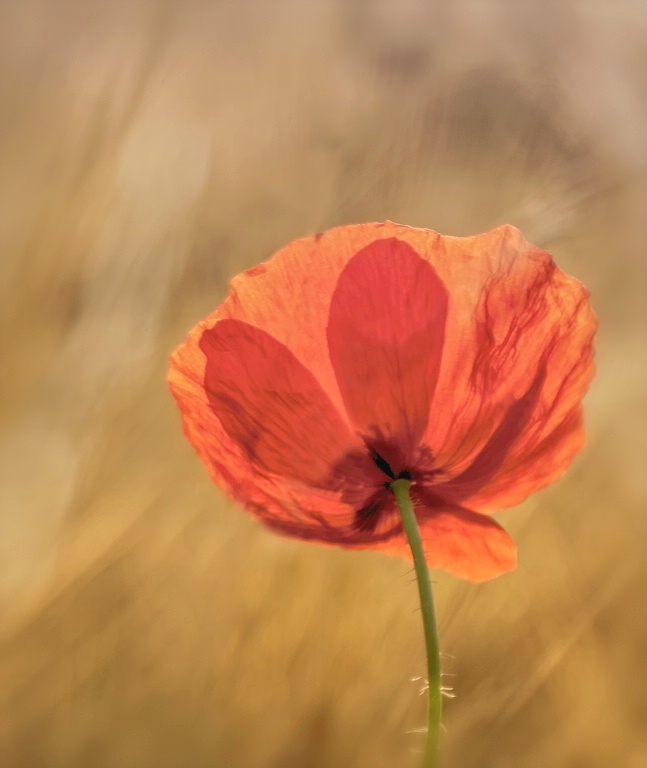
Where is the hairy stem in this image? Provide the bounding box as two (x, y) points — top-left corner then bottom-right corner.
(392, 478), (442, 768)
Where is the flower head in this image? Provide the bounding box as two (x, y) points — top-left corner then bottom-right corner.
(169, 222), (596, 581)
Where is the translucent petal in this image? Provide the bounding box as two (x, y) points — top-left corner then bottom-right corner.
(327, 237), (448, 461)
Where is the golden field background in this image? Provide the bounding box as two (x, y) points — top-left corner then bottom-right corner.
(1, 1), (646, 766)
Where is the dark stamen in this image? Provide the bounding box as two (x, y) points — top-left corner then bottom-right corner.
(371, 450), (396, 479)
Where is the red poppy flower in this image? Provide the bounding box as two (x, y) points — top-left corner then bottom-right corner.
(169, 222), (596, 581)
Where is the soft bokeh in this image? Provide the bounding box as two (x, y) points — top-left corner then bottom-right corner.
(1, 1), (645, 766)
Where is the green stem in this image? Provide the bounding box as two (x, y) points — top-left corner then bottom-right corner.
(392, 478), (442, 768)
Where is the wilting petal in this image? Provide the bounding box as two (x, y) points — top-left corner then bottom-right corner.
(413, 491), (517, 581)
(199, 319), (357, 486)
(327, 237), (448, 460)
(422, 226), (596, 508)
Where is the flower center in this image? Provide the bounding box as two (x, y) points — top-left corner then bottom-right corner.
(353, 450), (412, 534)
(371, 449), (411, 483)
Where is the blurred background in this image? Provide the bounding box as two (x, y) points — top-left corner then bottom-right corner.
(1, 1), (646, 766)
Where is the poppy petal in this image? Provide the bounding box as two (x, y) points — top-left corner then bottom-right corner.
(211, 223), (454, 425)
(462, 405), (587, 511)
(433, 363), (546, 502)
(327, 237), (448, 460)
(411, 491), (517, 581)
(199, 319), (357, 486)
(170, 318), (382, 542)
(259, 486), (404, 548)
(334, 493), (517, 582)
(422, 225), (596, 509)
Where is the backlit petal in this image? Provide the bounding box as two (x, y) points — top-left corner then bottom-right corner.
(199, 319), (357, 486)
(327, 237), (448, 460)
(170, 319), (387, 544)
(417, 505), (517, 582)
(463, 405), (587, 511)
(259, 486), (403, 548)
(213, 222), (453, 427)
(330, 494), (518, 582)
(433, 363), (546, 502)
(421, 225), (596, 509)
